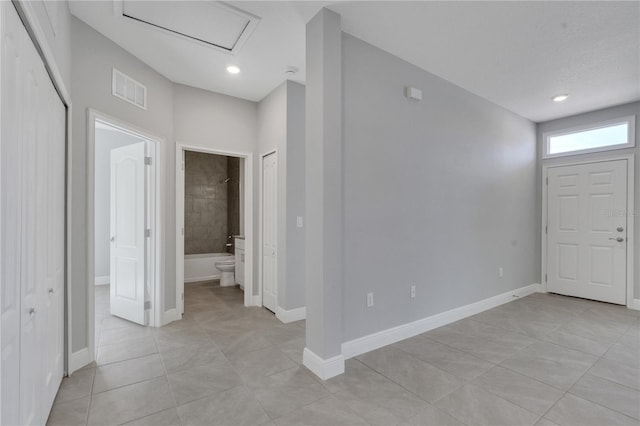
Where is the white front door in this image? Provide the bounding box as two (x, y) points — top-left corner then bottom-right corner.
(262, 152), (278, 312)
(547, 160), (628, 305)
(110, 142), (147, 325)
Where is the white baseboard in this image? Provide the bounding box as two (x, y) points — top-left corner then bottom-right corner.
(303, 348), (345, 380)
(184, 274), (220, 283)
(95, 276), (109, 285)
(342, 283), (543, 360)
(68, 348), (90, 375)
(162, 308), (180, 325)
(276, 306), (306, 323)
(251, 295), (262, 307)
(629, 298), (640, 311)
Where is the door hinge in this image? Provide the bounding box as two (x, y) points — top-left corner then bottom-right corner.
(145, 156), (152, 165)
(181, 227), (184, 236)
(144, 301), (151, 309)
(145, 229), (151, 238)
(546, 177), (548, 185)
(545, 273), (548, 283)
(545, 225), (548, 234)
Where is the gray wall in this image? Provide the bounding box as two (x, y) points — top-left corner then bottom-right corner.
(184, 151), (229, 254)
(94, 127), (145, 279)
(70, 17), (175, 352)
(341, 34), (538, 341)
(305, 9), (344, 360)
(71, 19), (261, 353)
(537, 102), (640, 301)
(257, 81), (307, 311)
(285, 81), (306, 310)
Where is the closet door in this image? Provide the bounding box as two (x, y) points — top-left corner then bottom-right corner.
(1, 2), (66, 424)
(0, 3), (25, 424)
(19, 24), (46, 426)
(40, 64), (66, 413)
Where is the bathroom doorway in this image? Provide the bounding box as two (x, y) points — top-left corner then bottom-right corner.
(176, 145), (254, 316)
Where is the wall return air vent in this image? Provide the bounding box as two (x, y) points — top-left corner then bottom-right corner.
(112, 68), (147, 110)
(120, 1), (260, 55)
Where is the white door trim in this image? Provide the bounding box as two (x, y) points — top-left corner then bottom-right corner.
(175, 143), (255, 316)
(541, 153), (635, 308)
(87, 109), (163, 363)
(260, 150), (277, 312)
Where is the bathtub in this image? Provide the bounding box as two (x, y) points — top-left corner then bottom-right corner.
(184, 252), (233, 283)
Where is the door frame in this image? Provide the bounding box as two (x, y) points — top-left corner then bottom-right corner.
(259, 150), (278, 310)
(541, 153), (635, 308)
(87, 109), (163, 362)
(175, 143), (255, 315)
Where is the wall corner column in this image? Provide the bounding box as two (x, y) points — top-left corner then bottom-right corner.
(303, 8), (344, 380)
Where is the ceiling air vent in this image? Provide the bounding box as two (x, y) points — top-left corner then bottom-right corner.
(112, 68), (147, 110)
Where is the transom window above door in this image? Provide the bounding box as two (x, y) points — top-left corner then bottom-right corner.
(543, 115), (636, 158)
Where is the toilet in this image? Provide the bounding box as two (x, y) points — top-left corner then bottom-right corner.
(215, 259), (236, 287)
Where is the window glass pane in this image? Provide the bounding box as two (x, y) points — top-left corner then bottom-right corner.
(549, 123), (628, 154)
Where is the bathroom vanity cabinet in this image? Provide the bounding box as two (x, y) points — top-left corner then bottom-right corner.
(235, 237), (245, 287)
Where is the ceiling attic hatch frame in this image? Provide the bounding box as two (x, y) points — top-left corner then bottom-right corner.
(116, 0), (260, 55)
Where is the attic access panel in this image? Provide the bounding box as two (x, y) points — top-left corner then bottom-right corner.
(121, 1), (259, 54)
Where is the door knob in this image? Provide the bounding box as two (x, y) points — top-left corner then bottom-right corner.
(617, 227), (624, 232)
(49, 288), (54, 294)
(28, 308), (36, 316)
(609, 237), (625, 242)
(110, 236), (115, 242)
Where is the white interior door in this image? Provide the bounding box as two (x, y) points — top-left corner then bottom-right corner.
(547, 160), (628, 305)
(262, 152), (278, 312)
(110, 142), (147, 325)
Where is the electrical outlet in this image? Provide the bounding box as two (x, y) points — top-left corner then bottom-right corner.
(367, 292), (374, 307)
(499, 267), (504, 278)
(410, 285), (416, 299)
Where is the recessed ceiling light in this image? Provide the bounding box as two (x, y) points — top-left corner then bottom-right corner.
(552, 94), (569, 102)
(226, 65), (240, 75)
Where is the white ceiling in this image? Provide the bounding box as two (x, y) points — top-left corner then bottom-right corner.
(69, 1), (325, 102)
(70, 1), (639, 122)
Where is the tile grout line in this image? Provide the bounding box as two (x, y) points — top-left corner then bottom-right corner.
(84, 318), (100, 426)
(151, 325), (184, 426)
(534, 322), (635, 423)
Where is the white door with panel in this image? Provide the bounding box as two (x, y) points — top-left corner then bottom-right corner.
(0, 2), (66, 424)
(262, 152), (278, 312)
(110, 142), (148, 325)
(547, 160), (628, 305)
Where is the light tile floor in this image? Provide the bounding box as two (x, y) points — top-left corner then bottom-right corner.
(48, 286), (640, 426)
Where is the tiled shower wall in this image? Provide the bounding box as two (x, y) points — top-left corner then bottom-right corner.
(227, 157), (240, 244)
(184, 152), (236, 254)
